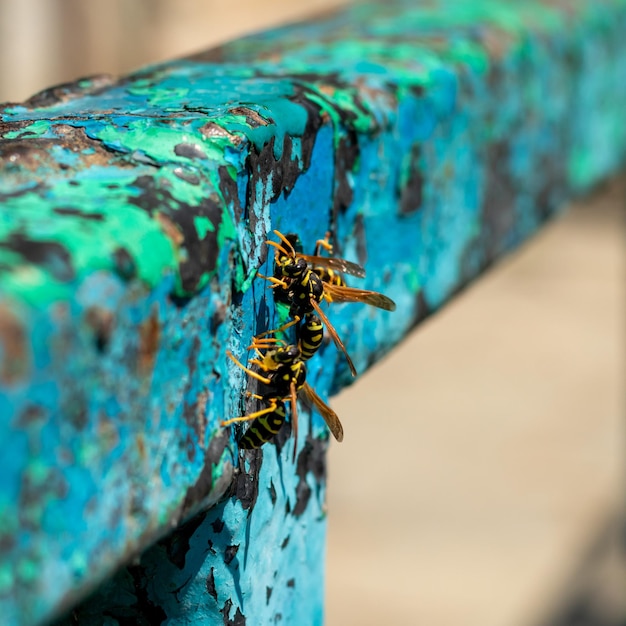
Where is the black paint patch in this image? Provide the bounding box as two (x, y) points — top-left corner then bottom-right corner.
(266, 586), (273, 604)
(398, 143), (424, 216)
(534, 145), (568, 222)
(112, 247), (137, 280)
(120, 564), (169, 626)
(224, 544), (240, 565)
(288, 88), (324, 171)
(206, 568), (218, 601)
(210, 300), (227, 335)
(163, 511), (208, 570)
(59, 387), (89, 431)
(128, 174), (223, 292)
(293, 435), (327, 517)
(353, 213), (367, 267)
(174, 143), (208, 160)
(211, 518), (225, 534)
(234, 448), (262, 512)
(413, 290), (430, 327)
(268, 480), (277, 506)
(480, 140), (517, 262)
(218, 166), (243, 225)
(286, 578), (295, 588)
(0, 232), (75, 282)
(220, 600), (246, 626)
(280, 536), (290, 550)
(332, 131), (359, 221)
(181, 430), (229, 518)
(173, 167), (201, 185)
(53, 207), (105, 221)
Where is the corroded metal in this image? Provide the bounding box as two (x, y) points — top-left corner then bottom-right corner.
(1, 0), (625, 624)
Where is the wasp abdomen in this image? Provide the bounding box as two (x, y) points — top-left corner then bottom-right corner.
(239, 402), (287, 449)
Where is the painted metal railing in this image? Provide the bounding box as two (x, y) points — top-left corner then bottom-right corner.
(1, 1), (625, 624)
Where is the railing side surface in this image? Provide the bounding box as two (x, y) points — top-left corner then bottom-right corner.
(0, 1), (625, 624)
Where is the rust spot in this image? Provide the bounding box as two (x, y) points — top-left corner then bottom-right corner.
(199, 122), (242, 145)
(97, 413), (120, 449)
(154, 211), (184, 247)
(196, 391), (208, 449)
(16, 403), (45, 427)
(0, 304), (30, 384)
(0, 125), (133, 182)
(21, 74), (117, 109)
(229, 106), (270, 127)
(84, 306), (115, 352)
(136, 433), (146, 461)
(0, 119), (34, 139)
(138, 308), (161, 376)
(478, 26), (516, 60)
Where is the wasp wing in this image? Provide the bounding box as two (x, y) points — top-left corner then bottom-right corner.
(311, 299), (357, 377)
(299, 254), (366, 278)
(301, 382), (344, 442)
(323, 283), (396, 311)
(290, 380), (298, 462)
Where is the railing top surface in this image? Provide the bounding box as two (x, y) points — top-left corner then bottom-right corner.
(1, 0), (620, 307)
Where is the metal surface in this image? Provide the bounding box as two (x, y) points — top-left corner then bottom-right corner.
(0, 0), (625, 624)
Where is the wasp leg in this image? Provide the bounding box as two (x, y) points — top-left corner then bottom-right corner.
(226, 350), (271, 384)
(221, 402), (279, 427)
(246, 392), (264, 400)
(314, 231), (333, 256)
(254, 316), (301, 339)
(247, 335), (287, 352)
(257, 272), (290, 290)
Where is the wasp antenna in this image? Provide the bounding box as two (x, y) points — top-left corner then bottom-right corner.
(266, 239), (292, 259)
(273, 230), (297, 256)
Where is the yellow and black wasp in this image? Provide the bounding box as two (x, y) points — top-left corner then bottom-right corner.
(259, 230), (396, 376)
(310, 231), (350, 288)
(255, 311), (324, 364)
(222, 339), (343, 460)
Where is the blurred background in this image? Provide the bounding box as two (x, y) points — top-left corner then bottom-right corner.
(0, 1), (623, 624)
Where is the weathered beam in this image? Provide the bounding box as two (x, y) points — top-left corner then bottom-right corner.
(1, 0), (625, 624)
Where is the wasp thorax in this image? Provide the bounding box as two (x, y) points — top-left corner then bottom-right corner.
(274, 345), (301, 363)
(281, 257), (307, 278)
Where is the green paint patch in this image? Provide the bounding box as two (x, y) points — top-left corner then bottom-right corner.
(194, 215), (215, 239)
(405, 270), (421, 295)
(4, 120), (54, 140)
(127, 85), (191, 107)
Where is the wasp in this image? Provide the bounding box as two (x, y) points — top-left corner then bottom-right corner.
(255, 312), (324, 363)
(259, 230), (396, 376)
(310, 232), (349, 288)
(222, 340), (343, 459)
